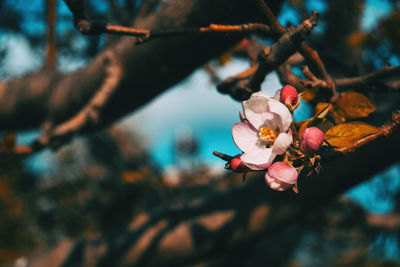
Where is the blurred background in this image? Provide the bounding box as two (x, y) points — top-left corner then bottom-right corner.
(0, 0), (399, 266)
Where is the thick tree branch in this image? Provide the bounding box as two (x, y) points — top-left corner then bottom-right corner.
(28, 118), (400, 266)
(0, 0), (274, 134)
(217, 12), (319, 101)
(254, 0), (338, 101)
(32, 51), (123, 151)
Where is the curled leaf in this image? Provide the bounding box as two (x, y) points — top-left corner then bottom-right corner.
(298, 103), (331, 136)
(325, 122), (380, 147)
(298, 119), (312, 137)
(315, 103), (333, 118)
(333, 92), (375, 121)
(292, 183), (299, 194)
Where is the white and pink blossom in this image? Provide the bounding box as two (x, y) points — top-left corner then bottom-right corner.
(265, 162), (298, 191)
(232, 92), (293, 170)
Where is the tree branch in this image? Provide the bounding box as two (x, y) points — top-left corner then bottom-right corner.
(27, 118), (400, 266)
(64, 0), (272, 43)
(136, 23), (272, 44)
(254, 0), (338, 101)
(32, 51), (123, 151)
(0, 0), (270, 134)
(44, 0), (57, 69)
(335, 65), (400, 90)
(367, 212), (400, 231)
(217, 12), (319, 101)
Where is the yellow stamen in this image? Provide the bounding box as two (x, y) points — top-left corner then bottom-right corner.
(258, 127), (278, 143)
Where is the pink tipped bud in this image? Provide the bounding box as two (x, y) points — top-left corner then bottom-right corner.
(239, 38), (250, 48)
(229, 155), (249, 172)
(280, 85), (300, 111)
(300, 127), (324, 154)
(265, 162), (298, 191)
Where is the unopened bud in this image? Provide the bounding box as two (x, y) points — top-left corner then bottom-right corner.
(265, 162), (298, 191)
(300, 127), (324, 154)
(229, 155), (249, 172)
(280, 85), (300, 111)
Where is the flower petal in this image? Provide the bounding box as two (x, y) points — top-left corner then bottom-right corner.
(269, 181), (286, 191)
(243, 93), (274, 130)
(265, 172), (275, 185)
(261, 112), (283, 132)
(265, 173), (290, 191)
(232, 122), (258, 152)
(273, 89), (282, 100)
(267, 98), (293, 132)
(241, 147), (275, 170)
(268, 162), (298, 184)
(272, 132), (293, 155)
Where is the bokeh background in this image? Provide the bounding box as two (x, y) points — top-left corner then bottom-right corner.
(0, 0), (399, 266)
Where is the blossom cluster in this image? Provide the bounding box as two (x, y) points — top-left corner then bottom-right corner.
(228, 85), (324, 192)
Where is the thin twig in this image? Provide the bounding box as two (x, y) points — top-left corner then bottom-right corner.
(64, 1), (272, 42)
(302, 65), (328, 88)
(335, 65), (400, 89)
(249, 13), (319, 89)
(146, 23), (271, 42)
(254, 0), (338, 101)
(44, 0), (57, 69)
(217, 12), (319, 100)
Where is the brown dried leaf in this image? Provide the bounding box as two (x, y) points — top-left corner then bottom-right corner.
(333, 110), (346, 122)
(298, 103), (331, 136)
(315, 103), (333, 118)
(325, 122), (380, 148)
(334, 92), (375, 121)
(292, 183), (299, 194)
(301, 87), (318, 101)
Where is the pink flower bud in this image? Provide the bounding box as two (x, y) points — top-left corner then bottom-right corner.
(265, 162), (298, 191)
(300, 127), (324, 154)
(280, 85), (299, 110)
(239, 38), (250, 48)
(230, 155), (249, 172)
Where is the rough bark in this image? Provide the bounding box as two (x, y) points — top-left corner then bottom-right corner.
(27, 123), (400, 267)
(0, 0), (280, 131)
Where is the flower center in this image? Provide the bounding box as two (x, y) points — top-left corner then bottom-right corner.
(258, 127), (278, 144)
